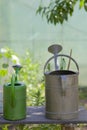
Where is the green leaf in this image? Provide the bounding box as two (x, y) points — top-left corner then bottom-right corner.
(60, 58), (66, 70)
(47, 63), (51, 71)
(84, 0), (87, 11)
(4, 51), (12, 59)
(0, 53), (2, 59)
(36, 5), (43, 14)
(0, 69), (8, 77)
(2, 63), (9, 68)
(79, 0), (85, 9)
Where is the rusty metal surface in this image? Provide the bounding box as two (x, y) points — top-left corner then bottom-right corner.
(0, 106), (87, 124)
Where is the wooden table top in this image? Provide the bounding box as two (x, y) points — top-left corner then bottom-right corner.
(0, 106), (87, 124)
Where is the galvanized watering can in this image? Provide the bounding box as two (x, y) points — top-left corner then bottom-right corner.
(44, 44), (79, 120)
(3, 65), (26, 120)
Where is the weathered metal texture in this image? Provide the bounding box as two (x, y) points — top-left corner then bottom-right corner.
(45, 70), (78, 119)
(44, 54), (79, 120)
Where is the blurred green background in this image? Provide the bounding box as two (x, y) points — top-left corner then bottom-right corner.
(0, 0), (87, 86)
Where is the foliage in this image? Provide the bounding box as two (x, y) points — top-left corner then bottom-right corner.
(0, 124), (61, 130)
(0, 47), (61, 129)
(0, 47), (20, 85)
(36, 0), (87, 25)
(0, 47), (86, 130)
(0, 125), (10, 130)
(60, 57), (66, 70)
(0, 47), (45, 106)
(10, 124), (62, 130)
(19, 51), (45, 106)
(79, 86), (87, 99)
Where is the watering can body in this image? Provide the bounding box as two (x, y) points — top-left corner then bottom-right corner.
(3, 82), (26, 120)
(45, 70), (78, 119)
(44, 54), (79, 120)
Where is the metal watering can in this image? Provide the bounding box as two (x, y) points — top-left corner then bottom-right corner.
(44, 44), (79, 120)
(3, 65), (26, 120)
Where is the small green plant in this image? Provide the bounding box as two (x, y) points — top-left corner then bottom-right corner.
(19, 51), (45, 106)
(0, 125), (10, 130)
(0, 47), (20, 85)
(60, 57), (66, 70)
(13, 124), (62, 130)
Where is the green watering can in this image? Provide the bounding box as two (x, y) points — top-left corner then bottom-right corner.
(3, 65), (26, 120)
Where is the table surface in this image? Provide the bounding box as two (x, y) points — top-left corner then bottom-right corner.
(0, 106), (87, 124)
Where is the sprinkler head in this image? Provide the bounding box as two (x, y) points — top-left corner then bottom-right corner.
(12, 65), (22, 74)
(12, 65), (22, 82)
(48, 44), (62, 54)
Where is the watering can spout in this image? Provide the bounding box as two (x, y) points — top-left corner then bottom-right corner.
(48, 44), (62, 70)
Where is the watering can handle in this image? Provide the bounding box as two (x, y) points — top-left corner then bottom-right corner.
(11, 74), (16, 107)
(44, 54), (79, 73)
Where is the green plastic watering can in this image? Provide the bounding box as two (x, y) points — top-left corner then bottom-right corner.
(3, 65), (26, 120)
